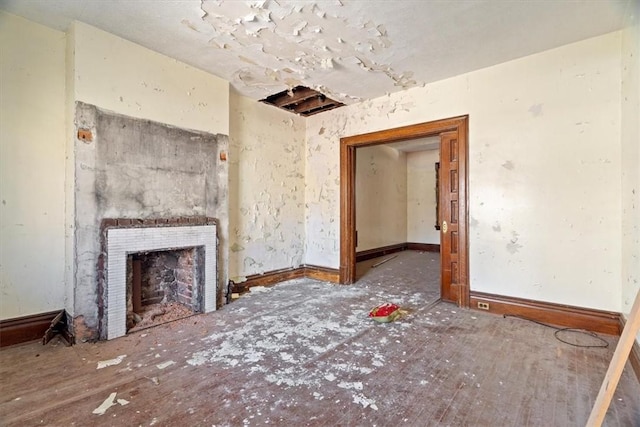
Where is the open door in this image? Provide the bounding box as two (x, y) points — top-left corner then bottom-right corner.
(340, 116), (469, 308)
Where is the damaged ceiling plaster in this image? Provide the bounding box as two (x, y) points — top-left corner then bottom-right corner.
(261, 86), (344, 116)
(1, 0), (632, 104)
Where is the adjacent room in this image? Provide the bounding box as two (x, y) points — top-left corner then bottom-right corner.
(1, 0), (639, 425)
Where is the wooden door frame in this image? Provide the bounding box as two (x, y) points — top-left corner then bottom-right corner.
(339, 116), (470, 308)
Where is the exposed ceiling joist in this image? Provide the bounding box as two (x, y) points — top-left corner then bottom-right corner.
(272, 87), (317, 108)
(261, 86), (344, 117)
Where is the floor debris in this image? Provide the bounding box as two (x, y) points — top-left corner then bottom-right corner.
(156, 360), (175, 370)
(96, 354), (126, 369)
(92, 393), (115, 415)
(92, 392), (130, 416)
(2, 251), (639, 426)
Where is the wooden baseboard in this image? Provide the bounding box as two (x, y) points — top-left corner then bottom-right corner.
(0, 310), (63, 348)
(304, 265), (340, 283)
(234, 265), (340, 293)
(356, 242), (440, 262)
(470, 291), (621, 335)
(239, 267), (306, 290)
(406, 242), (440, 252)
(356, 243), (406, 263)
(620, 315), (640, 382)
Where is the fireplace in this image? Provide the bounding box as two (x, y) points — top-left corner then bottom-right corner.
(72, 102), (229, 341)
(102, 220), (217, 340)
(126, 246), (204, 333)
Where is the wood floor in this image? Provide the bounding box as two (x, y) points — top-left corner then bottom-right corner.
(1, 251), (639, 426)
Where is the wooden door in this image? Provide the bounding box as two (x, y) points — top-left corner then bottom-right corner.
(439, 131), (460, 302)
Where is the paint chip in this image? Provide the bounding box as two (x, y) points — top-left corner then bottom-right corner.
(353, 393), (378, 410)
(93, 392), (128, 415)
(97, 355), (126, 369)
(92, 394), (115, 416)
(156, 360), (176, 370)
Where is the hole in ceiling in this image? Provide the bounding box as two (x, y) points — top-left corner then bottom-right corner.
(260, 86), (344, 117)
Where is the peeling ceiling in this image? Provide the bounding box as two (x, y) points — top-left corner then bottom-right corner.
(0, 0), (633, 104)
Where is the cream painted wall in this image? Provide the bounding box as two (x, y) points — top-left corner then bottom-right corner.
(71, 22), (229, 136)
(407, 150), (440, 245)
(306, 32), (623, 311)
(64, 22), (76, 316)
(620, 14), (639, 343)
(228, 91), (306, 279)
(355, 145), (407, 251)
(354, 147), (439, 250)
(0, 12), (67, 319)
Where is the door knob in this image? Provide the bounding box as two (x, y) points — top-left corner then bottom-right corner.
(442, 221), (448, 233)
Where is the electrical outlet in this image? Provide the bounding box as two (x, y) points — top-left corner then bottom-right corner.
(477, 302), (490, 310)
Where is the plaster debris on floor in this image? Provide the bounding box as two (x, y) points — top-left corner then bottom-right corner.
(96, 354), (127, 369)
(92, 392), (129, 416)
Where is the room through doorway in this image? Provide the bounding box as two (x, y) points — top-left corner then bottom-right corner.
(353, 137), (441, 302)
(339, 116), (469, 308)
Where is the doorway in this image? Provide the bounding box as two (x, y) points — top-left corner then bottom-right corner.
(339, 116), (469, 308)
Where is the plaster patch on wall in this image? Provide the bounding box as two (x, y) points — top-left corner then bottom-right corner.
(506, 231), (522, 254)
(528, 103), (543, 117)
(230, 243), (245, 252)
(501, 160), (514, 170)
(199, 0), (421, 102)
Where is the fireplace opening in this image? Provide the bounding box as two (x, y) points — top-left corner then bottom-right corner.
(126, 246), (205, 333)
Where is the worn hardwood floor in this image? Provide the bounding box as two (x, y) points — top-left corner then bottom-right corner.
(1, 251), (639, 426)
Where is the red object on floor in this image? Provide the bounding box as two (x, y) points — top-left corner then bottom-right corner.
(369, 303), (400, 318)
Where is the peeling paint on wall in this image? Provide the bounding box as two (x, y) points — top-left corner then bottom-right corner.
(228, 91), (305, 278)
